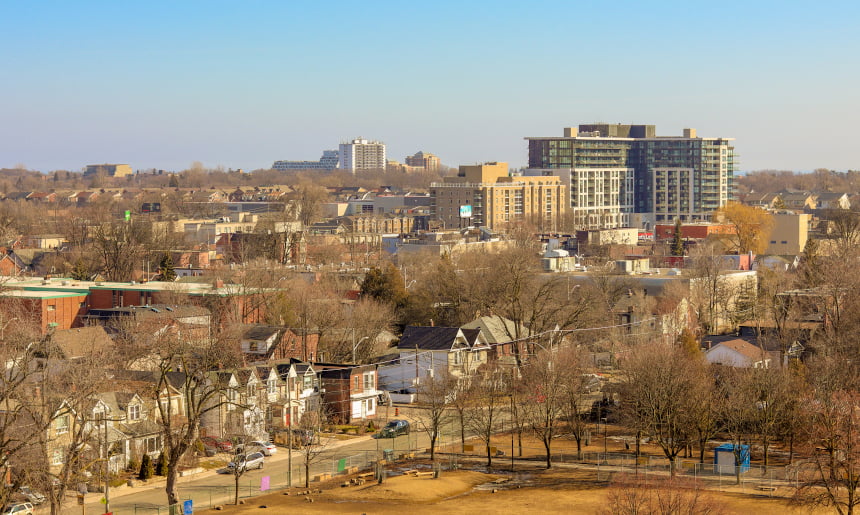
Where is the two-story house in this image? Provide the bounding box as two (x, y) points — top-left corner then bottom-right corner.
(272, 361), (320, 428)
(377, 326), (490, 395)
(317, 363), (381, 425)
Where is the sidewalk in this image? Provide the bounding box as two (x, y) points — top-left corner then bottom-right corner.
(78, 431), (378, 505)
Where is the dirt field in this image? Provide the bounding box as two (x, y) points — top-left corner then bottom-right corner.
(198, 465), (824, 515)
(198, 426), (821, 514)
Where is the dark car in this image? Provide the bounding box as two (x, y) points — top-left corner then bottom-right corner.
(373, 420), (410, 439)
(200, 436), (233, 453)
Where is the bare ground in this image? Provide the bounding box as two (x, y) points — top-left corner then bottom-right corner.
(198, 465), (823, 515)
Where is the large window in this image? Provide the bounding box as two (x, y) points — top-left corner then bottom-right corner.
(56, 415), (69, 435)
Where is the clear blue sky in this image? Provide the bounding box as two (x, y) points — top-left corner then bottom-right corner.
(1, 1), (858, 173)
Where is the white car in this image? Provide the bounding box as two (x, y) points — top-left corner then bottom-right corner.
(221, 452), (265, 473)
(249, 441), (277, 456)
(18, 487), (45, 505)
(2, 502), (33, 515)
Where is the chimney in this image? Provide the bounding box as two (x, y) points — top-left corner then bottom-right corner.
(214, 279), (224, 289)
(563, 127), (578, 138)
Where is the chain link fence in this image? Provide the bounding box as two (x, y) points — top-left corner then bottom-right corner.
(123, 446), (425, 514)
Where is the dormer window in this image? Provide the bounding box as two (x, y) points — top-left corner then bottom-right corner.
(128, 404), (140, 421)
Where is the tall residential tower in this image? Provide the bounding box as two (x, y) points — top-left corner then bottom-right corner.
(338, 138), (386, 173)
(525, 124), (736, 228)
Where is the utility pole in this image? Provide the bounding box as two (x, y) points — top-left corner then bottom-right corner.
(103, 417), (110, 515)
(287, 371), (292, 489)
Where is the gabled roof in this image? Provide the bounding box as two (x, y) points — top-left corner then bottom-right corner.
(235, 368), (259, 385)
(461, 316), (529, 344)
(706, 337), (768, 362)
(242, 325), (283, 341)
(398, 326), (471, 351)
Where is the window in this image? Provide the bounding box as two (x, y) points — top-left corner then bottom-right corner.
(145, 436), (161, 454)
(248, 341), (258, 352)
(47, 305), (56, 311)
(52, 448), (64, 465)
(366, 398), (374, 412)
(353, 375), (361, 391)
(56, 415), (69, 435)
(363, 372), (374, 390)
(267, 379), (277, 395)
(453, 351), (463, 365)
(128, 404), (141, 421)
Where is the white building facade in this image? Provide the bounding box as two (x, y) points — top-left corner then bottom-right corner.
(339, 138), (386, 172)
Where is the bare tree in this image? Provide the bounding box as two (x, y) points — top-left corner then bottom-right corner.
(414, 369), (455, 462)
(795, 389), (860, 515)
(138, 331), (243, 509)
(714, 367), (756, 485)
(464, 364), (508, 468)
(557, 346), (596, 461)
(92, 219), (154, 281)
(619, 342), (697, 476)
(522, 347), (582, 469)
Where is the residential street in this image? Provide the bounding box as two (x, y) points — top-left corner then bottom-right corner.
(73, 413), (432, 514)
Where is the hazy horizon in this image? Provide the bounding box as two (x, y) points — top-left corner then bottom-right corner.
(2, 1), (858, 174)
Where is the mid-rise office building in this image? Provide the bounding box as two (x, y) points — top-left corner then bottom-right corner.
(272, 150), (340, 170)
(430, 162), (566, 230)
(525, 124), (736, 228)
(338, 138), (386, 172)
(84, 163), (133, 177)
(405, 151), (441, 172)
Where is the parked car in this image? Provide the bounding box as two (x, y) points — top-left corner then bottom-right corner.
(373, 420), (410, 439)
(243, 441), (277, 456)
(18, 487), (45, 505)
(200, 436), (233, 453)
(221, 452), (265, 473)
(2, 502), (33, 515)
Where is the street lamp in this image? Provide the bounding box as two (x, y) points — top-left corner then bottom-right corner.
(352, 336), (370, 364)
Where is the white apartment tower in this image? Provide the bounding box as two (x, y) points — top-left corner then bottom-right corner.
(338, 138), (386, 172)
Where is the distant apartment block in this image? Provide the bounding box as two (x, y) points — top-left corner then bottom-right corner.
(767, 212), (810, 255)
(84, 163), (133, 177)
(405, 151), (441, 172)
(272, 150), (339, 171)
(338, 138), (386, 172)
(525, 124), (736, 228)
(430, 162), (566, 230)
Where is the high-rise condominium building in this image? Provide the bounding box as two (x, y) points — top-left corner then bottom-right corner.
(272, 150), (340, 170)
(430, 162), (566, 231)
(338, 138), (386, 172)
(405, 151), (441, 172)
(525, 124), (736, 227)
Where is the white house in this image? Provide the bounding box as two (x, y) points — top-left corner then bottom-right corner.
(378, 326), (489, 396)
(704, 338), (771, 368)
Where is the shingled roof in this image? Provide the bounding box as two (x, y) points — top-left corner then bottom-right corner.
(398, 326), (474, 351)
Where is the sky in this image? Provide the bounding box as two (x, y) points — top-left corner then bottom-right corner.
(1, 1), (858, 173)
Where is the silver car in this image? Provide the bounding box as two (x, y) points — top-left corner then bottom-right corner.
(223, 451), (265, 473)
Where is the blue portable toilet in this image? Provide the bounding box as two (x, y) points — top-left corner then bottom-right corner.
(713, 443), (750, 474)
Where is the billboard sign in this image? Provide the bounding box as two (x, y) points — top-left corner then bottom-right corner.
(459, 205), (472, 218)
